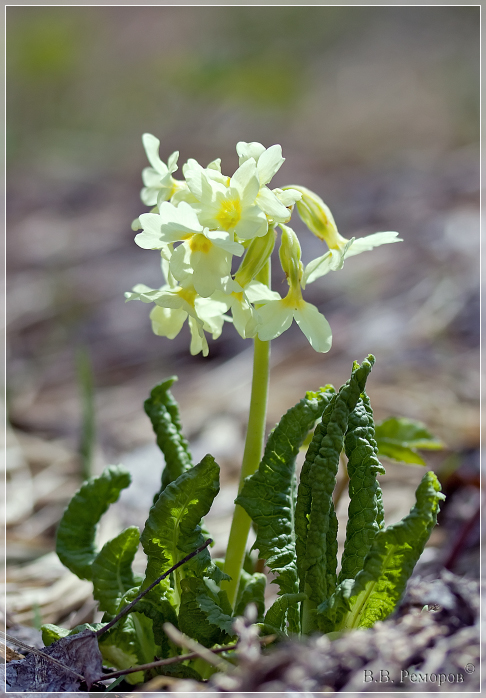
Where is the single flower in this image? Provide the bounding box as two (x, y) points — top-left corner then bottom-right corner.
(212, 280), (281, 339)
(187, 158), (268, 241)
(236, 141), (301, 224)
(255, 225), (332, 353)
(255, 286), (332, 353)
(288, 185), (401, 286)
(125, 282), (227, 356)
(135, 201), (244, 297)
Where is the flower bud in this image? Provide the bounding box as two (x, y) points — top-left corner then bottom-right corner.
(290, 185), (348, 250)
(234, 226), (276, 289)
(279, 224), (303, 288)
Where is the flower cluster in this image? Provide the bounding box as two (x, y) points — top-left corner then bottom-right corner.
(126, 135), (401, 356)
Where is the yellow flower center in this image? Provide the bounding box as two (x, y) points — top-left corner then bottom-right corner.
(231, 291), (244, 303)
(189, 233), (212, 254)
(177, 286), (197, 306)
(215, 198), (242, 230)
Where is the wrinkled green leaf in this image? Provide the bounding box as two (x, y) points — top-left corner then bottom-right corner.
(339, 395), (385, 583)
(135, 594), (179, 655)
(264, 593), (306, 633)
(144, 377), (193, 496)
(296, 356), (375, 633)
(375, 417), (444, 466)
(99, 612), (156, 685)
(92, 526), (140, 615)
(97, 587), (159, 684)
(140, 454), (219, 600)
(234, 569), (266, 621)
(56, 465), (131, 580)
(319, 470), (445, 632)
(178, 577), (232, 647)
(236, 386), (335, 627)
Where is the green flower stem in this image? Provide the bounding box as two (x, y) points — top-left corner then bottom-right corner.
(222, 264), (271, 609)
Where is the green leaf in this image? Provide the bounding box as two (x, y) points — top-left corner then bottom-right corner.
(144, 377), (193, 496)
(99, 611), (156, 685)
(140, 454), (219, 600)
(236, 386), (335, 618)
(264, 593), (306, 633)
(178, 577), (233, 647)
(339, 395), (385, 583)
(206, 561), (231, 585)
(135, 594), (179, 655)
(41, 624), (70, 646)
(296, 356), (375, 633)
(56, 465), (131, 580)
(375, 417), (444, 466)
(234, 569), (266, 621)
(91, 526), (140, 615)
(320, 471), (445, 632)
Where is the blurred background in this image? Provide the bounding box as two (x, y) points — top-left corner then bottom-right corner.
(6, 6), (480, 631)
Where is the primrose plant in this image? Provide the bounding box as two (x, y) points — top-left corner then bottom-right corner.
(45, 137), (444, 684)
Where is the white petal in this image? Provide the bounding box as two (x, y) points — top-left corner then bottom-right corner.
(188, 316), (209, 356)
(153, 290), (186, 311)
(169, 244), (192, 285)
(135, 230), (163, 249)
(185, 165), (219, 202)
(203, 290), (232, 311)
(167, 151), (180, 173)
(150, 305), (186, 339)
(256, 187), (290, 221)
(255, 301), (293, 341)
(231, 159), (260, 204)
(170, 186), (198, 206)
(236, 141), (266, 165)
(303, 252), (333, 286)
(231, 299), (254, 338)
(142, 134), (168, 174)
(234, 207), (268, 241)
(245, 281), (281, 303)
(192, 246), (232, 297)
(202, 312), (225, 339)
(345, 231), (402, 257)
(294, 302), (332, 353)
(273, 187), (302, 207)
(257, 144), (284, 185)
(125, 284), (167, 303)
(205, 230), (245, 256)
(156, 201), (204, 241)
(207, 158), (222, 172)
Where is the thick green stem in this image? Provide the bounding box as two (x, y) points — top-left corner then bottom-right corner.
(222, 265), (271, 609)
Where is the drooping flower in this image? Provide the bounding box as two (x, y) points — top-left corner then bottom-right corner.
(288, 185), (401, 286)
(255, 225), (332, 353)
